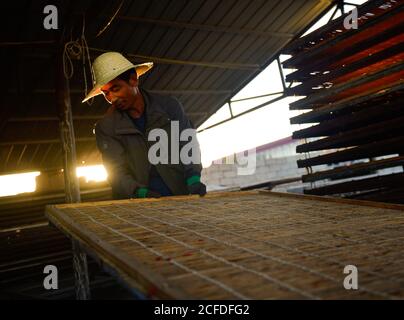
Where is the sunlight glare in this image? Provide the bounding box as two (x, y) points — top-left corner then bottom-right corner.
(0, 172), (40, 197)
(76, 165), (108, 183)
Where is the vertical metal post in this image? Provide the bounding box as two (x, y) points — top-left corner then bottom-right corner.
(56, 43), (89, 299)
(340, 1), (345, 15)
(228, 102), (234, 118)
(276, 57), (287, 92)
(72, 240), (91, 300)
(56, 47), (81, 204)
(328, 5), (340, 22)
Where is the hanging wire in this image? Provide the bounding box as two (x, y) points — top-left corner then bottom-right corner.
(96, 0), (125, 38)
(81, 14), (95, 105)
(63, 41), (81, 79)
(62, 14), (95, 105)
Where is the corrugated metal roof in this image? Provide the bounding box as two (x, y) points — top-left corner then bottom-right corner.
(0, 0), (334, 174)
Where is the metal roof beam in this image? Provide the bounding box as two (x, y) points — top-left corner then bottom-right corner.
(115, 15), (295, 39)
(89, 47), (260, 71)
(7, 89), (232, 95)
(7, 116), (104, 122)
(0, 137), (95, 146)
(15, 50), (261, 71)
(0, 41), (56, 48)
(150, 89), (231, 95)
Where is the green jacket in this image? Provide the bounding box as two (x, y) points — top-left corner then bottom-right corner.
(94, 89), (202, 199)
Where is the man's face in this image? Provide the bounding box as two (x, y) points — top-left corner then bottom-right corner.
(100, 74), (138, 111)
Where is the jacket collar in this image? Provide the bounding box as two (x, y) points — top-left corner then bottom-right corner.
(113, 89), (170, 135)
(142, 89), (171, 130)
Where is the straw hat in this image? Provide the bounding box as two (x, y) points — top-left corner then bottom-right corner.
(82, 52), (153, 103)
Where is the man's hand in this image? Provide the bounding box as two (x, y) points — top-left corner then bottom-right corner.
(146, 190), (162, 198)
(186, 176), (207, 197)
(136, 187), (161, 198)
(188, 182), (207, 196)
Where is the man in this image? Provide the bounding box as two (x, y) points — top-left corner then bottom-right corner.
(82, 52), (206, 199)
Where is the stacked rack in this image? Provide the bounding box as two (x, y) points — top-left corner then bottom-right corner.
(282, 0), (404, 203)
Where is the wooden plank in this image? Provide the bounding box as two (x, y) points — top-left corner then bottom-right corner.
(286, 42), (404, 91)
(297, 136), (404, 168)
(348, 186), (404, 203)
(240, 177), (301, 191)
(304, 173), (404, 196)
(282, 0), (392, 55)
(283, 4), (404, 68)
(296, 115), (404, 153)
(292, 99), (403, 139)
(302, 156), (404, 183)
(259, 190), (404, 210)
(290, 82), (404, 124)
(285, 22), (404, 79)
(289, 63), (404, 110)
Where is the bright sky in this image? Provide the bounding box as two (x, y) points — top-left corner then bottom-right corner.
(197, 0), (366, 168)
(197, 56), (302, 168)
(0, 1), (367, 197)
